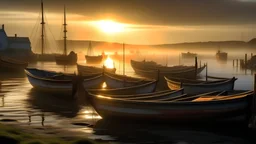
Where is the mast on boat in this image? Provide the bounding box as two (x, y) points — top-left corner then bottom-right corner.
(63, 5), (67, 56)
(123, 43), (125, 75)
(41, 0), (45, 55)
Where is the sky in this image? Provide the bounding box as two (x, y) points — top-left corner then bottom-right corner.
(1, 0), (256, 45)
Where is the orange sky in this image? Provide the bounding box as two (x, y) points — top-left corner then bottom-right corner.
(1, 10), (256, 45)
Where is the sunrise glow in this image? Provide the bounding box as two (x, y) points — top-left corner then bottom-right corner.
(96, 20), (125, 34)
(104, 56), (114, 68)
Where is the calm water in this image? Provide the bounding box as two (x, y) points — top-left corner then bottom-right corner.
(0, 56), (255, 143)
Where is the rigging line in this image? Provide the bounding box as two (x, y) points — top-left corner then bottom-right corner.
(31, 16), (41, 48)
(29, 12), (41, 39)
(31, 20), (40, 51)
(44, 14), (60, 52)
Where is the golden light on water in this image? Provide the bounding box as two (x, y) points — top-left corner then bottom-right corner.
(96, 20), (125, 34)
(102, 82), (107, 89)
(104, 56), (114, 68)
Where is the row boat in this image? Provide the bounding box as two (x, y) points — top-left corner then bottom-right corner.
(77, 64), (116, 75)
(86, 80), (158, 95)
(104, 72), (153, 88)
(0, 56), (28, 71)
(131, 60), (194, 72)
(25, 68), (103, 96)
(87, 90), (254, 121)
(165, 76), (237, 95)
(132, 65), (206, 79)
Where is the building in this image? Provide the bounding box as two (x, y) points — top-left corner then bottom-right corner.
(0, 24), (31, 51)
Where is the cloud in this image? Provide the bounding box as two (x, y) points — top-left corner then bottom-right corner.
(0, 0), (256, 26)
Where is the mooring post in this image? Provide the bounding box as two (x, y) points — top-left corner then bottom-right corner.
(195, 57), (198, 79)
(233, 60), (234, 67)
(250, 74), (256, 127)
(206, 63), (208, 81)
(245, 53), (248, 66)
(236, 59), (239, 67)
(200, 60), (201, 68)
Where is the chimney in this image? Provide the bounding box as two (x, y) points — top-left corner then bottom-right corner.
(2, 24), (4, 30)
(15, 34), (17, 38)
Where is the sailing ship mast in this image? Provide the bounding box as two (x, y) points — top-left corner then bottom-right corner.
(123, 43), (125, 75)
(41, 0), (45, 55)
(63, 5), (67, 56)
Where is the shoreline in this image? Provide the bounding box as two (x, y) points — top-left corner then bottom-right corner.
(0, 121), (103, 144)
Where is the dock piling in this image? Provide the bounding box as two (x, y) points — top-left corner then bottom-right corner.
(245, 53), (248, 66)
(195, 57), (198, 79)
(206, 63), (208, 81)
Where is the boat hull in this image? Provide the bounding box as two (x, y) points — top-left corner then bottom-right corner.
(55, 54), (77, 65)
(88, 92), (253, 121)
(85, 55), (103, 64)
(165, 77), (237, 95)
(87, 80), (158, 95)
(0, 57), (28, 71)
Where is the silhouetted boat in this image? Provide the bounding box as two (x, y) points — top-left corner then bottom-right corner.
(104, 72), (154, 88)
(165, 76), (237, 95)
(55, 51), (77, 65)
(55, 6), (77, 65)
(181, 52), (197, 59)
(25, 68), (103, 95)
(85, 41), (102, 64)
(77, 63), (116, 75)
(0, 56), (28, 71)
(94, 89), (185, 100)
(131, 60), (193, 71)
(86, 80), (158, 95)
(131, 64), (206, 79)
(87, 90), (253, 121)
(216, 50), (228, 61)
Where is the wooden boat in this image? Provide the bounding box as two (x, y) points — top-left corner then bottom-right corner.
(132, 65), (206, 79)
(165, 76), (237, 95)
(104, 72), (154, 88)
(87, 90), (254, 121)
(86, 80), (158, 95)
(85, 55), (103, 64)
(181, 52), (197, 59)
(77, 63), (116, 75)
(55, 6), (77, 65)
(85, 41), (102, 64)
(216, 50), (227, 61)
(131, 60), (193, 72)
(55, 51), (77, 65)
(0, 56), (28, 71)
(25, 68), (103, 95)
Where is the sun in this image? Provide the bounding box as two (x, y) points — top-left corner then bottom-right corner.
(104, 56), (114, 68)
(96, 20), (125, 34)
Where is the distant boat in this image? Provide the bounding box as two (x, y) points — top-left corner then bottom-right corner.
(85, 41), (102, 64)
(131, 60), (205, 79)
(216, 50), (228, 61)
(55, 5), (77, 65)
(181, 52), (197, 59)
(0, 56), (28, 71)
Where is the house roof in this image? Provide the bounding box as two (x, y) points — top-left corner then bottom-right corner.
(8, 37), (30, 44)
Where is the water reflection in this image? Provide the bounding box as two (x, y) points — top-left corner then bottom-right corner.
(26, 88), (80, 118)
(93, 119), (255, 143)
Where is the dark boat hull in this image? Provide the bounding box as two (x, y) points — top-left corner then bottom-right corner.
(85, 55), (103, 64)
(55, 54), (77, 65)
(88, 91), (253, 121)
(0, 57), (28, 72)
